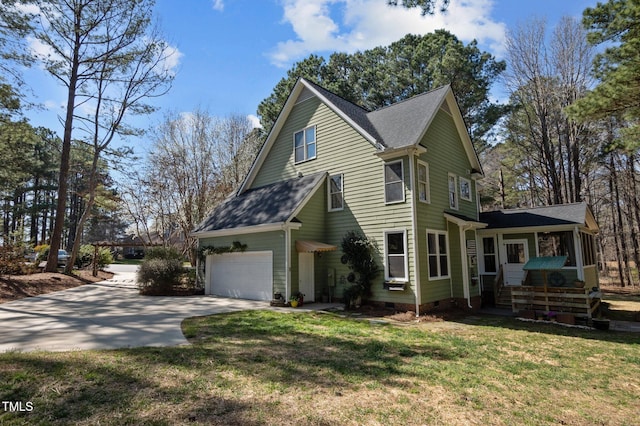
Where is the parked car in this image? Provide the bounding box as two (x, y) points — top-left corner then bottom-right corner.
(58, 249), (70, 265)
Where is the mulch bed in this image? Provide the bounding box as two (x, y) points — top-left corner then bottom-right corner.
(340, 304), (469, 323)
(0, 270), (114, 304)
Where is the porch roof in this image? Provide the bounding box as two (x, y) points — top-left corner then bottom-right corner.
(479, 203), (599, 232)
(444, 211), (487, 229)
(296, 240), (337, 253)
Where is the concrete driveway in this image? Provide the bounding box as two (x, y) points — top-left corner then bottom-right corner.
(0, 265), (271, 352)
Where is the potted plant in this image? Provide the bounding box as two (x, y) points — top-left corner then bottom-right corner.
(573, 279), (586, 288)
(289, 295), (299, 308)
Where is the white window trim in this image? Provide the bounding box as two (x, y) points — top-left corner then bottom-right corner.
(327, 173), (344, 212)
(480, 235), (498, 275)
(460, 177), (472, 202)
(384, 160), (405, 204)
(417, 160), (430, 204)
(426, 229), (451, 280)
(384, 229), (409, 282)
(448, 173), (458, 210)
(293, 125), (317, 164)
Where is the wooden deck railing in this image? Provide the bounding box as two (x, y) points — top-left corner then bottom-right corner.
(511, 286), (601, 318)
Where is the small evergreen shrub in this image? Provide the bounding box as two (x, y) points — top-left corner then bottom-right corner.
(137, 258), (185, 295)
(340, 231), (379, 309)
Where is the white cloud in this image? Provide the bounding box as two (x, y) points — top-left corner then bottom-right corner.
(160, 43), (184, 76)
(43, 99), (63, 111)
(212, 0), (224, 11)
(247, 114), (262, 129)
(270, 0), (506, 66)
(27, 36), (57, 62)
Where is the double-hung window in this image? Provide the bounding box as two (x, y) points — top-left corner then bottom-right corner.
(482, 237), (497, 273)
(427, 230), (449, 279)
(385, 230), (408, 281)
(294, 126), (316, 163)
(384, 160), (404, 204)
(448, 173), (458, 210)
(460, 177), (472, 202)
(328, 174), (343, 211)
(417, 161), (430, 203)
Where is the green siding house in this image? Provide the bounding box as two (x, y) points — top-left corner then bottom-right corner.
(192, 78), (599, 314)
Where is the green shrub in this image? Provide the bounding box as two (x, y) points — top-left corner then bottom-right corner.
(137, 258), (185, 295)
(34, 244), (50, 263)
(75, 245), (113, 269)
(341, 231), (380, 308)
(144, 246), (184, 261)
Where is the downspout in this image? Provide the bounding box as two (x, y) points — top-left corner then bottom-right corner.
(409, 151), (421, 317)
(284, 224), (291, 300)
(460, 224), (473, 309)
(449, 221), (454, 299)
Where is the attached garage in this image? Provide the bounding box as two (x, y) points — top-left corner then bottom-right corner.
(205, 251), (273, 300)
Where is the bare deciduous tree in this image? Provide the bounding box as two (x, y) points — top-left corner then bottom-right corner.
(121, 110), (261, 264)
(500, 16), (595, 206)
(25, 0), (174, 272)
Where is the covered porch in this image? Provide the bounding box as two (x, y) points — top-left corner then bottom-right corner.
(477, 203), (600, 312)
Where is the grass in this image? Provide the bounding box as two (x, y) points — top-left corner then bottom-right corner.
(1, 310), (639, 425)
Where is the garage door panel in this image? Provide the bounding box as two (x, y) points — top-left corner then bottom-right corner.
(207, 251), (272, 301)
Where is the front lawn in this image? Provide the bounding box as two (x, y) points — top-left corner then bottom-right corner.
(1, 311), (639, 425)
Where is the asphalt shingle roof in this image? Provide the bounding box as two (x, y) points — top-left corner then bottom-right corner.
(479, 203), (589, 229)
(367, 85), (450, 149)
(303, 79), (449, 149)
(193, 171), (326, 233)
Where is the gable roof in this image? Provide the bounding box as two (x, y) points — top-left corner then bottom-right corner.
(479, 203), (599, 232)
(240, 78), (482, 193)
(193, 171), (326, 236)
(367, 85), (450, 150)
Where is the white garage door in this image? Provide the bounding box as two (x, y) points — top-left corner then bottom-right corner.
(206, 251), (273, 300)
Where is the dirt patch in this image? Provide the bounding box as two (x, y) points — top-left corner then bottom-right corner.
(0, 270), (113, 304)
(340, 304), (468, 323)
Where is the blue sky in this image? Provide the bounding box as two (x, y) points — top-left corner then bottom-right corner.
(20, 0), (597, 152)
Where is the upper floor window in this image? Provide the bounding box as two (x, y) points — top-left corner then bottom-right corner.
(294, 126), (316, 163)
(328, 174), (343, 211)
(460, 177), (472, 202)
(417, 161), (430, 203)
(384, 160), (404, 204)
(448, 174), (458, 210)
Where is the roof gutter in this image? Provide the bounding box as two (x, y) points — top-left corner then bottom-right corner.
(191, 222), (302, 239)
(375, 145), (427, 161)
